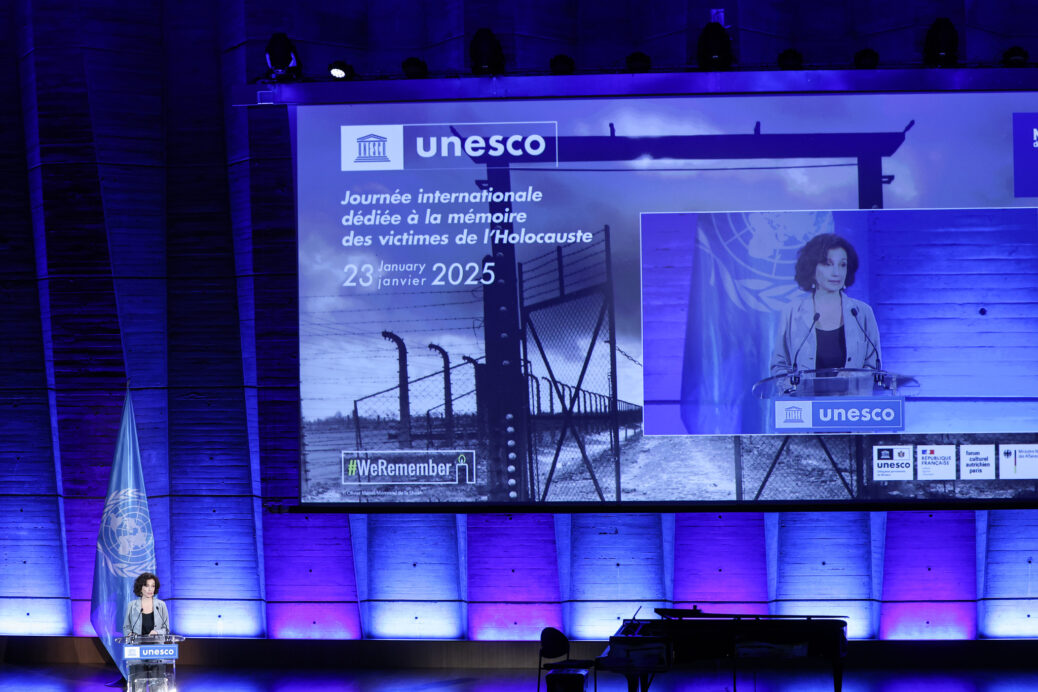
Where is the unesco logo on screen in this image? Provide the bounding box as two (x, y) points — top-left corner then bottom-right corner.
(341, 125), (404, 171)
(340, 122), (558, 172)
(404, 121), (558, 170)
(414, 132), (548, 159)
(354, 134), (391, 163)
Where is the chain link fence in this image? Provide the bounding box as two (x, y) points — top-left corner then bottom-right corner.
(525, 292), (618, 502)
(519, 227), (641, 502)
(738, 435), (858, 501)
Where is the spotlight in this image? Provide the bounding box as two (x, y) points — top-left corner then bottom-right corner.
(265, 32), (300, 82)
(549, 54), (575, 75)
(1002, 45), (1029, 67)
(854, 48), (879, 69)
(625, 51), (651, 73)
(923, 17), (958, 67)
(696, 22), (733, 70)
(470, 28), (505, 75)
(402, 57), (428, 78)
(328, 61), (357, 80)
(777, 48), (803, 70)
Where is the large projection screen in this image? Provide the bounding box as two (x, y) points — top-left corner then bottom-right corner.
(295, 82), (1038, 508)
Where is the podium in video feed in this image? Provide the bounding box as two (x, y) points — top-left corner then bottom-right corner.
(753, 368), (916, 433)
(116, 633), (185, 692)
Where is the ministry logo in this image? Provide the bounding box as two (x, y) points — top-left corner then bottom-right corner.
(1013, 113), (1038, 197)
(97, 487), (155, 577)
(341, 125), (404, 171)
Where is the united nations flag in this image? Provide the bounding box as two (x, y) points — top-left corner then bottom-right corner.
(682, 211), (834, 433)
(90, 390), (155, 678)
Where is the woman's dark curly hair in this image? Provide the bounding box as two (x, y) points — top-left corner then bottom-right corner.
(794, 233), (859, 292)
(133, 572), (160, 597)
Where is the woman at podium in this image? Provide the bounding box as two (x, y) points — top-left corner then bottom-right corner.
(769, 233), (881, 377)
(123, 572), (170, 637)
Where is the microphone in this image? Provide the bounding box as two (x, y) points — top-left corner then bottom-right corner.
(791, 312), (821, 376)
(850, 308), (881, 369)
(850, 307), (883, 384)
(130, 607), (142, 640)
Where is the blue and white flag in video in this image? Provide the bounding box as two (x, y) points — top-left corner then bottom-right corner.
(90, 390), (155, 678)
(681, 212), (834, 433)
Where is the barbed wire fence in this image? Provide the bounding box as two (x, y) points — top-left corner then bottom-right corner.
(351, 356), (483, 451)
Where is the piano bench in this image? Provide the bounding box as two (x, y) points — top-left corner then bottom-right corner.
(545, 667), (589, 692)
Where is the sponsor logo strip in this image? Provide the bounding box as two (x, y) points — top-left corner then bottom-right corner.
(999, 444), (1038, 480)
(917, 444), (956, 480)
(873, 445), (914, 481)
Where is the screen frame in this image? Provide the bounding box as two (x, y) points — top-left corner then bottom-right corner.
(276, 67), (1038, 513)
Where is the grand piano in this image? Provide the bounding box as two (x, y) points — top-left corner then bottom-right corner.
(595, 608), (847, 692)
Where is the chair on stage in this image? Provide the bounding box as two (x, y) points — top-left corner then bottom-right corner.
(538, 626), (597, 692)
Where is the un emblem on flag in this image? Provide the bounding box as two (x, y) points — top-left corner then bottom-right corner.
(97, 488), (155, 577)
(701, 211), (834, 313)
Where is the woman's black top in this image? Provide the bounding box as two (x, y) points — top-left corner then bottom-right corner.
(141, 611), (154, 635)
(815, 326), (847, 370)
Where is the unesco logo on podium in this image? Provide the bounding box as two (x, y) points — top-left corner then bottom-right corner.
(354, 134), (390, 163)
(782, 405), (804, 424)
(774, 397), (903, 431)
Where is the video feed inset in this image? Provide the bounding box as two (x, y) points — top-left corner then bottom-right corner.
(642, 208), (1038, 436)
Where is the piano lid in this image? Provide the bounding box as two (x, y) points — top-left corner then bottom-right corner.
(655, 608), (848, 622)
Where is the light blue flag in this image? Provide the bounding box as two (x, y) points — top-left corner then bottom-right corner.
(681, 212), (834, 433)
(90, 390), (156, 678)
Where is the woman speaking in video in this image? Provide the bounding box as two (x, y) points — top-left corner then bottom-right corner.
(769, 233), (881, 377)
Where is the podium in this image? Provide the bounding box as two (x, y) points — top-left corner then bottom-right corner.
(745, 369), (917, 500)
(116, 634), (185, 692)
(753, 368), (915, 399)
(752, 368), (916, 433)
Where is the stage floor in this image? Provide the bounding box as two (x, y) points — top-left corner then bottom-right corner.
(2, 664), (1038, 691)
